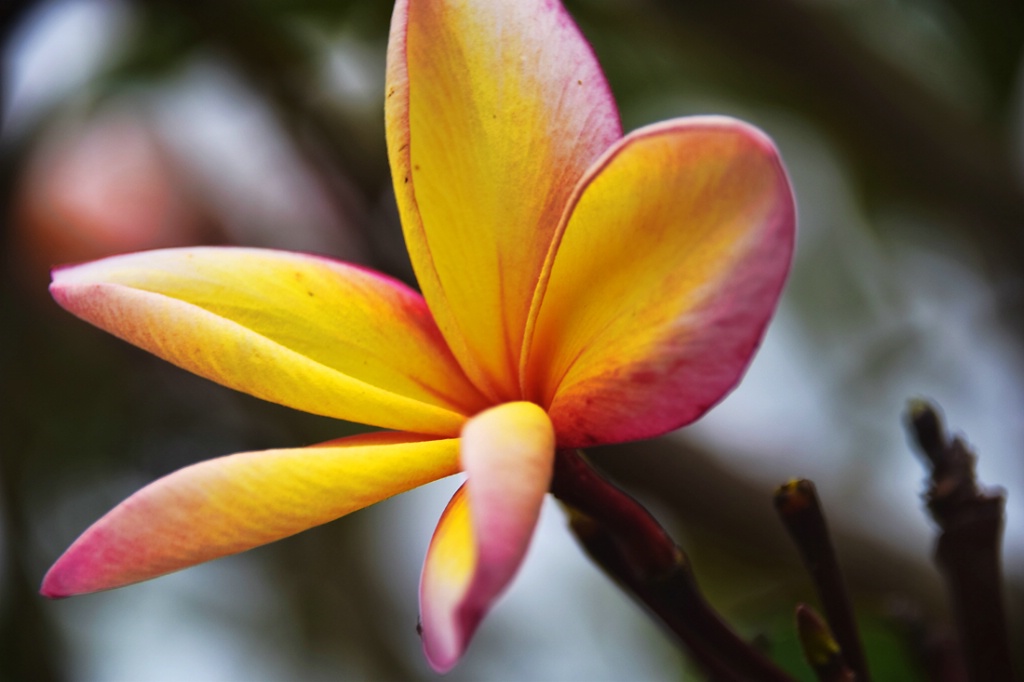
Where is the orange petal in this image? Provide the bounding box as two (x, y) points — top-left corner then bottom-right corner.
(42, 432), (460, 597)
(419, 402), (555, 671)
(386, 0), (621, 401)
(523, 117), (795, 447)
(51, 247), (488, 435)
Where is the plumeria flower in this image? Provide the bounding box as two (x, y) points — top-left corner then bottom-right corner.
(42, 0), (794, 672)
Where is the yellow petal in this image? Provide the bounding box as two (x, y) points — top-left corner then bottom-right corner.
(42, 432), (460, 597)
(386, 0), (621, 401)
(419, 402), (555, 671)
(51, 247), (488, 435)
(523, 118), (795, 447)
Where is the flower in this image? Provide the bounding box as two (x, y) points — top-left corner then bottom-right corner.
(42, 0), (795, 672)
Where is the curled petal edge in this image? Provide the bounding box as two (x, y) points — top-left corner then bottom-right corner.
(419, 402), (555, 671)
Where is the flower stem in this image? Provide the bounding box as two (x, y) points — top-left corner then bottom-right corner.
(550, 449), (795, 681)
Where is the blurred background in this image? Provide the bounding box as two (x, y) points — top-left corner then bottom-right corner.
(2, 0), (1023, 679)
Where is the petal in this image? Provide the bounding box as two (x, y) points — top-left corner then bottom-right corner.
(386, 0), (621, 401)
(42, 431), (460, 597)
(419, 402), (555, 671)
(523, 117), (795, 447)
(51, 247), (488, 436)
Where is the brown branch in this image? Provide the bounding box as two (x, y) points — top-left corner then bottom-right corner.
(589, 439), (949, 610)
(775, 479), (870, 681)
(905, 400), (1016, 681)
(796, 603), (856, 682)
(551, 449), (795, 682)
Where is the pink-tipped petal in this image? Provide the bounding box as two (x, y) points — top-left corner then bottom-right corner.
(386, 0), (621, 400)
(523, 117), (795, 447)
(42, 432), (459, 597)
(419, 402), (555, 671)
(51, 247), (487, 435)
